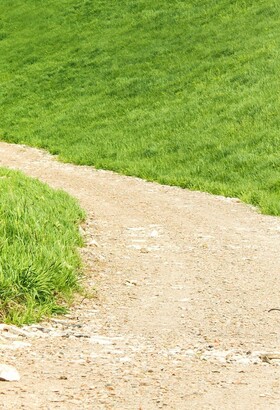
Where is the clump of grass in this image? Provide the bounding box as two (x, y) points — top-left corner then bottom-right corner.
(0, 1), (280, 214)
(0, 167), (85, 325)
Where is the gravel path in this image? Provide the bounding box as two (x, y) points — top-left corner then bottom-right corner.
(0, 142), (279, 409)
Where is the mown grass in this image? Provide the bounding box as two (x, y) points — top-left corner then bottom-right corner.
(0, 1), (280, 214)
(0, 167), (84, 324)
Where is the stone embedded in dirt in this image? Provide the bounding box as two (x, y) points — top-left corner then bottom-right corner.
(0, 364), (20, 382)
(89, 335), (113, 345)
(127, 227), (145, 231)
(59, 375), (68, 380)
(78, 226), (86, 236)
(119, 356), (132, 363)
(125, 280), (137, 286)
(88, 239), (100, 247)
(0, 341), (31, 350)
(150, 230), (159, 237)
(129, 244), (142, 250)
(0, 324), (30, 339)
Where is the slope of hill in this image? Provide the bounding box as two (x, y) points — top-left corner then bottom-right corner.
(0, 0), (280, 214)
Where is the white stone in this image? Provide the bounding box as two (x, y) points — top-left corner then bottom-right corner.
(0, 364), (20, 381)
(89, 335), (113, 345)
(119, 357), (131, 363)
(88, 239), (99, 247)
(150, 230), (159, 237)
(0, 341), (31, 350)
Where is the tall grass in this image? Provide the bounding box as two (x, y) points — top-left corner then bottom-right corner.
(0, 1), (280, 214)
(0, 168), (85, 324)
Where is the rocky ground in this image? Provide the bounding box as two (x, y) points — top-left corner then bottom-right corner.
(0, 142), (279, 409)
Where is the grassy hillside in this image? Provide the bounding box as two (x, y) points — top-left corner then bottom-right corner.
(0, 168), (84, 324)
(0, 1), (280, 214)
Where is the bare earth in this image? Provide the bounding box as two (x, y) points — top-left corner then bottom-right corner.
(0, 142), (279, 410)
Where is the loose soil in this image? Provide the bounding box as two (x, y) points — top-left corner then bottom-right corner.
(0, 142), (279, 410)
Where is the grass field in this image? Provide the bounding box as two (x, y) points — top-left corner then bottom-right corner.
(1, 1), (280, 214)
(0, 168), (84, 324)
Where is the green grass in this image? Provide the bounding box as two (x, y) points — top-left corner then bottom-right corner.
(0, 167), (84, 324)
(0, 0), (280, 214)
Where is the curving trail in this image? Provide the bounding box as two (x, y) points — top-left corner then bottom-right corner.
(0, 142), (280, 409)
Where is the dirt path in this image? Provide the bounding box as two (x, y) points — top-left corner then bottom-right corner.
(0, 142), (279, 409)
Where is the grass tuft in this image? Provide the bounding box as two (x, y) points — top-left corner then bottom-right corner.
(0, 168), (85, 325)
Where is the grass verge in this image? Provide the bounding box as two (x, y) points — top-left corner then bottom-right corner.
(0, 167), (85, 325)
(0, 1), (280, 215)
